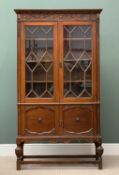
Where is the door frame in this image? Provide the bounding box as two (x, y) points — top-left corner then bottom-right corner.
(58, 21), (98, 103)
(19, 22), (59, 103)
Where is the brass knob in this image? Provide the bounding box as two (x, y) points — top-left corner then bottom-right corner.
(38, 117), (42, 122)
(59, 15), (63, 18)
(75, 117), (80, 122)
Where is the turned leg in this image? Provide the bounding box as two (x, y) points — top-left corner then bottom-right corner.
(15, 141), (24, 170)
(94, 141), (104, 169)
(21, 142), (24, 161)
(95, 142), (99, 160)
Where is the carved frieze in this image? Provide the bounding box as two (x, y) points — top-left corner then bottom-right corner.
(64, 128), (93, 135)
(25, 128), (55, 136)
(17, 13), (99, 22)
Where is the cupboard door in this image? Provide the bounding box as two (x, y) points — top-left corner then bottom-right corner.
(24, 105), (58, 135)
(59, 22), (98, 103)
(62, 105), (95, 136)
(19, 22), (59, 103)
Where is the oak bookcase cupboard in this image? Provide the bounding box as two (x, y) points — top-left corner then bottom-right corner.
(15, 9), (103, 170)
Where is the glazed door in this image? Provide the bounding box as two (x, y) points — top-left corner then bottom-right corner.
(59, 22), (98, 103)
(20, 22), (59, 103)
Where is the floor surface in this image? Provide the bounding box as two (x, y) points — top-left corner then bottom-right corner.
(0, 156), (119, 175)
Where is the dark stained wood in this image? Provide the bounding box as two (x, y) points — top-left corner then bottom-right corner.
(15, 9), (103, 170)
(17, 101), (100, 105)
(22, 159), (98, 164)
(23, 155), (96, 158)
(14, 9), (102, 13)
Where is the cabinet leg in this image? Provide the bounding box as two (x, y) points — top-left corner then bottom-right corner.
(15, 141), (24, 170)
(98, 157), (102, 169)
(94, 141), (104, 169)
(95, 142), (98, 160)
(21, 142), (24, 161)
(16, 159), (21, 170)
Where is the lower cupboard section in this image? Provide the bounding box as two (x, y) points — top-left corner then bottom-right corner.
(18, 104), (100, 137)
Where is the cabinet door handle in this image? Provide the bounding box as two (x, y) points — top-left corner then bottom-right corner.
(75, 117), (80, 122)
(38, 117), (43, 122)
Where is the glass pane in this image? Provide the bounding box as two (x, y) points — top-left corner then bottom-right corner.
(64, 25), (92, 98)
(25, 26), (54, 98)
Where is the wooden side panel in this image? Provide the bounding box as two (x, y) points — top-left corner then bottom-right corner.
(18, 105), (25, 135)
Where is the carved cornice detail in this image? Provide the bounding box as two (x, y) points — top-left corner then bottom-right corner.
(17, 13), (99, 22)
